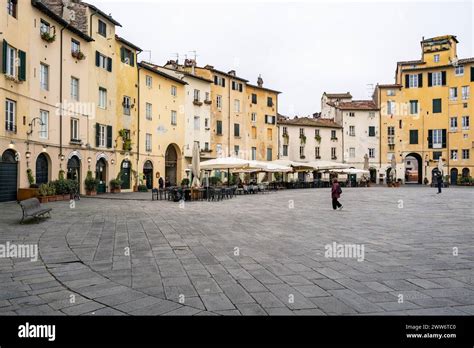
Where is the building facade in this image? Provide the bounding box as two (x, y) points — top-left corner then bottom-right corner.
(320, 92), (352, 119)
(375, 35), (473, 185)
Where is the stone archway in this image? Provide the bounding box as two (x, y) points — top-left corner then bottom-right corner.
(165, 144), (179, 186)
(36, 153), (50, 185)
(405, 153), (422, 184)
(0, 149), (18, 202)
(143, 160), (153, 189)
(67, 155), (81, 193)
(450, 168), (458, 185)
(96, 158), (107, 193)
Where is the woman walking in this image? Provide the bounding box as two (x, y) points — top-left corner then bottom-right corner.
(331, 178), (343, 210)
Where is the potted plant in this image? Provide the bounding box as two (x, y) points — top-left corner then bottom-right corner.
(41, 31), (56, 43)
(71, 50), (86, 60)
(18, 169), (41, 201)
(38, 184), (49, 203)
(315, 134), (321, 143)
(85, 170), (99, 196)
(110, 178), (122, 193)
(181, 178), (190, 187)
(299, 134), (307, 144)
(47, 183), (57, 201)
(138, 184), (148, 192)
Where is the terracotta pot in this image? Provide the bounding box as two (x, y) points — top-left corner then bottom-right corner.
(111, 188), (121, 194)
(56, 195), (63, 201)
(86, 190), (97, 196)
(38, 196), (48, 203)
(48, 196), (56, 202)
(17, 188), (39, 201)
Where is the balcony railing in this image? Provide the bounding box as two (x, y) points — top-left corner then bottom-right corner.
(5, 122), (17, 133)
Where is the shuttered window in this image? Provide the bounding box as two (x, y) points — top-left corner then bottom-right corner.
(409, 130), (418, 144)
(433, 99), (442, 113)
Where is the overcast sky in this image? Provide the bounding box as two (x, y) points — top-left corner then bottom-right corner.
(89, 0), (473, 116)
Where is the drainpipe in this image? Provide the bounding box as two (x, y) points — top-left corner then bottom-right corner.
(136, 53), (142, 182)
(59, 24), (69, 162)
(378, 87), (382, 182)
(228, 78), (231, 157)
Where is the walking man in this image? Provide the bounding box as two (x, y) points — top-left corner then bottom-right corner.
(331, 178), (343, 210)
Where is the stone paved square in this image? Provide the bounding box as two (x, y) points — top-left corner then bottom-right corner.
(0, 186), (473, 316)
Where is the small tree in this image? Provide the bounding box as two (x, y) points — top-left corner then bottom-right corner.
(84, 170), (99, 193)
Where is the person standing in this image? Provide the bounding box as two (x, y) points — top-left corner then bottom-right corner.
(435, 169), (443, 194)
(331, 178), (343, 210)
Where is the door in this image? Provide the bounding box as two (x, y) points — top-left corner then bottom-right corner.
(96, 158), (107, 193)
(36, 153), (49, 185)
(450, 168), (458, 185)
(67, 156), (81, 193)
(165, 145), (178, 186)
(143, 161), (153, 189)
(0, 150), (18, 202)
(121, 160), (131, 189)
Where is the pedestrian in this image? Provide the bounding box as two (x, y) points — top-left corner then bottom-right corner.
(435, 169), (443, 194)
(331, 178), (343, 210)
(158, 176), (164, 189)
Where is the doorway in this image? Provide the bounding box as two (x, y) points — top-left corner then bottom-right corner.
(67, 156), (81, 193)
(450, 168), (458, 185)
(0, 149), (18, 202)
(405, 153), (422, 184)
(165, 145), (178, 186)
(143, 161), (153, 189)
(120, 160), (131, 190)
(96, 158), (107, 193)
(36, 153), (49, 185)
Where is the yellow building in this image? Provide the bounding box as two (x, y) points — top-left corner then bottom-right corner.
(375, 35), (473, 185)
(138, 62), (187, 187)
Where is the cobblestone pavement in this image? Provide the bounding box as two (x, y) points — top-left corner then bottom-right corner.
(0, 186), (473, 316)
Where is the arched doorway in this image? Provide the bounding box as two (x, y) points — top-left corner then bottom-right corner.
(36, 153), (49, 185)
(0, 149), (18, 202)
(405, 153), (422, 184)
(450, 168), (458, 185)
(96, 158), (107, 193)
(369, 168), (377, 183)
(67, 156), (81, 193)
(165, 145), (178, 186)
(143, 161), (153, 189)
(120, 160), (131, 190)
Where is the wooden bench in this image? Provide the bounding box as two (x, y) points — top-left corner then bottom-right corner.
(18, 198), (52, 224)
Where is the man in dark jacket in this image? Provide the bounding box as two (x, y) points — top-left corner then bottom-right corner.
(435, 169), (443, 194)
(331, 178), (343, 210)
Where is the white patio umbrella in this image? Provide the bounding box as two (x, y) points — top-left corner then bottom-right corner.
(308, 160), (351, 171)
(248, 160), (293, 173)
(200, 157), (250, 170)
(191, 141), (201, 187)
(331, 168), (370, 175)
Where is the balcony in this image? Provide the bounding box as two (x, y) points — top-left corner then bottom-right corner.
(71, 50), (86, 61)
(331, 137), (338, 141)
(331, 156), (337, 160)
(193, 99), (203, 106)
(5, 122), (17, 133)
(70, 138), (82, 145)
(204, 99), (212, 105)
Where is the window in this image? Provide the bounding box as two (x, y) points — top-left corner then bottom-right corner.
(266, 148), (272, 161)
(234, 123), (240, 137)
(252, 147), (257, 160)
(251, 94), (257, 104)
(214, 76), (225, 87)
(231, 81), (243, 92)
(193, 89), (200, 102)
(98, 19), (107, 37)
(388, 126), (395, 146)
(204, 142), (209, 151)
(205, 92), (210, 102)
(171, 85), (177, 97)
(251, 112), (257, 123)
(455, 65), (464, 76)
(315, 129), (320, 137)
(368, 148), (375, 158)
(216, 95), (222, 109)
(216, 144), (222, 156)
(349, 148), (355, 158)
(120, 47), (134, 66)
(123, 96), (131, 115)
(386, 89), (395, 96)
(431, 71), (442, 86)
(349, 112), (355, 117)
(205, 118), (209, 128)
(409, 100), (418, 114)
(99, 88), (107, 109)
(146, 75), (152, 88)
(450, 150), (458, 160)
(234, 99), (240, 112)
(368, 126), (376, 137)
(331, 147), (337, 159)
(299, 128), (305, 136)
(387, 101), (395, 115)
(462, 116), (470, 130)
(432, 129), (443, 149)
(433, 99), (442, 113)
(251, 126), (257, 139)
(349, 126), (355, 136)
(409, 129), (418, 144)
(299, 146), (305, 158)
(6, 44), (17, 77)
(194, 116), (200, 130)
(171, 110), (177, 125)
(315, 147), (320, 159)
(282, 126), (288, 136)
(369, 111), (375, 118)
(40, 63), (49, 91)
(433, 151), (442, 161)
(71, 77), (79, 101)
(462, 86), (470, 100)
(39, 110), (48, 139)
(5, 99), (16, 132)
(234, 145), (240, 156)
(408, 74), (418, 88)
(267, 128), (272, 140)
(40, 20), (51, 35)
(434, 54), (440, 62)
(450, 117), (458, 131)
(71, 118), (79, 140)
(146, 103), (152, 120)
(146, 134), (152, 152)
(216, 120), (223, 135)
(331, 130), (337, 139)
(267, 97), (273, 107)
(462, 149), (470, 160)
(96, 52), (112, 72)
(98, 124), (106, 147)
(282, 145), (288, 157)
(450, 87), (458, 101)
(71, 39), (80, 54)
(7, 0), (17, 18)
(265, 115), (276, 124)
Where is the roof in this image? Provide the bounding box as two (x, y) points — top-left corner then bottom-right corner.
(422, 35), (459, 44)
(323, 92), (352, 99)
(115, 35), (142, 52)
(335, 100), (379, 111)
(198, 66), (249, 82)
(31, 0), (94, 42)
(377, 84), (403, 89)
(246, 83), (282, 94)
(278, 115), (342, 129)
(84, 2), (122, 27)
(458, 57), (474, 64)
(396, 59), (425, 66)
(159, 66), (214, 84)
(138, 63), (188, 85)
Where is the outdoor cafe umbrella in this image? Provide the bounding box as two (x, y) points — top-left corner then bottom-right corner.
(191, 141), (201, 187)
(363, 154), (369, 171)
(200, 157), (250, 186)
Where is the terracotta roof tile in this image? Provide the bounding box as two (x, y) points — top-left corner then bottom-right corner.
(324, 92), (352, 99)
(278, 115), (342, 128)
(335, 100), (379, 111)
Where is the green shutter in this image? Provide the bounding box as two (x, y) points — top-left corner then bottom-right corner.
(106, 125), (112, 148)
(95, 123), (100, 147)
(405, 74), (409, 88)
(18, 50), (26, 81)
(428, 130), (433, 149)
(120, 47), (125, 63)
(130, 52), (135, 67)
(428, 72), (432, 87)
(418, 73), (423, 88)
(107, 57), (112, 72)
(442, 129), (447, 148)
(441, 71), (447, 86)
(2, 40), (7, 74)
(95, 51), (100, 67)
(471, 67), (474, 82)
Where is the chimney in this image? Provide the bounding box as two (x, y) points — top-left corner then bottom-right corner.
(257, 74), (263, 87)
(228, 70), (236, 76)
(204, 64), (214, 70)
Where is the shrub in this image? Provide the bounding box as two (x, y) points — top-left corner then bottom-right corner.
(52, 179), (69, 195)
(181, 178), (190, 187)
(26, 169), (35, 186)
(110, 179), (122, 189)
(138, 185), (148, 192)
(209, 176), (221, 186)
(66, 180), (79, 194)
(39, 184), (49, 197)
(84, 171), (99, 192)
(58, 170), (65, 180)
